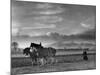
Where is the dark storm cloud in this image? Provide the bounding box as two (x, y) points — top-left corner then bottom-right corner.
(77, 29), (96, 40)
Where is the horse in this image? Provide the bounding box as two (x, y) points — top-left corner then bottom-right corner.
(30, 42), (56, 65)
(23, 47), (39, 65)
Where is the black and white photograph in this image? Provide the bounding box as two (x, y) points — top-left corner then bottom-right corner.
(11, 0), (96, 75)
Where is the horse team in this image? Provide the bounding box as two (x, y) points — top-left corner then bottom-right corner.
(23, 42), (57, 66)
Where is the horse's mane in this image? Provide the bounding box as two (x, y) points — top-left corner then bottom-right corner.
(30, 42), (44, 49)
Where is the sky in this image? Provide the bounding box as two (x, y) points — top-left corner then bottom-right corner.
(11, 0), (96, 48)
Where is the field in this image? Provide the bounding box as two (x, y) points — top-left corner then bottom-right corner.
(11, 51), (96, 75)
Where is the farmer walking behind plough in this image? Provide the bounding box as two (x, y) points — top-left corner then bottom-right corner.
(83, 49), (88, 61)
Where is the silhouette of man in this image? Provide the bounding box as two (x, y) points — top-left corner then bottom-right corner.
(83, 50), (88, 61)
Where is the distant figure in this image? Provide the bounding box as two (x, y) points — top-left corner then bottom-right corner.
(83, 50), (88, 61)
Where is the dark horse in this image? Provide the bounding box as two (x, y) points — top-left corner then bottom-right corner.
(30, 42), (56, 65)
(23, 47), (38, 65)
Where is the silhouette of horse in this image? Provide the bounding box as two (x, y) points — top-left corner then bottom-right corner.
(23, 47), (38, 65)
(30, 42), (56, 65)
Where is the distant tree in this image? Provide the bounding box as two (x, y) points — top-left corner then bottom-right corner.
(11, 42), (18, 51)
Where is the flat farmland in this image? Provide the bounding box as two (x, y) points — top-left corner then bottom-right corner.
(11, 51), (96, 75)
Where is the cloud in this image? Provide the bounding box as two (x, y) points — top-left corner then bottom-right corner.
(38, 9), (64, 15)
(22, 23), (56, 30)
(12, 28), (19, 36)
(34, 16), (63, 23)
(31, 8), (64, 15)
(12, 22), (20, 36)
(32, 3), (65, 15)
(77, 29), (96, 40)
(12, 29), (95, 48)
(81, 16), (95, 29)
(45, 29), (96, 41)
(45, 30), (96, 48)
(36, 3), (54, 9)
(81, 23), (92, 28)
(29, 32), (45, 37)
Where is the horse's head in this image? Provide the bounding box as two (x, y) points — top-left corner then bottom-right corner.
(23, 47), (30, 55)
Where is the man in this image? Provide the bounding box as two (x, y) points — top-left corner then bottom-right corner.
(83, 49), (88, 61)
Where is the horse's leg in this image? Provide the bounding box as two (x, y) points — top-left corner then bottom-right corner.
(34, 56), (37, 65)
(43, 56), (48, 65)
(31, 57), (36, 66)
(31, 58), (34, 66)
(44, 57), (47, 65)
(39, 58), (43, 66)
(49, 57), (56, 64)
(45, 57), (50, 65)
(36, 57), (39, 65)
(39, 57), (46, 66)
